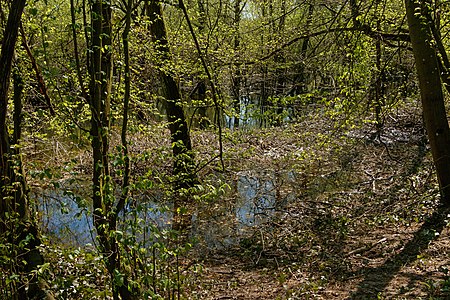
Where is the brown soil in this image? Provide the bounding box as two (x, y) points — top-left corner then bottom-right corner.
(188, 219), (450, 299)
(183, 107), (450, 299)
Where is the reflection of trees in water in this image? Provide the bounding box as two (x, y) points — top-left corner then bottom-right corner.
(36, 170), (297, 250)
(194, 170), (297, 250)
(37, 191), (95, 246)
(37, 189), (173, 248)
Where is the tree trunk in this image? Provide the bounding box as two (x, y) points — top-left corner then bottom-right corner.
(374, 18), (383, 131)
(291, 3), (313, 96)
(349, 0), (361, 28)
(147, 0), (197, 233)
(89, 0), (109, 267)
(232, 0), (242, 129)
(89, 0), (135, 299)
(195, 0), (210, 129)
(147, 0), (194, 180)
(20, 25), (55, 116)
(70, 0), (88, 101)
(405, 0), (450, 205)
(0, 1), (52, 298)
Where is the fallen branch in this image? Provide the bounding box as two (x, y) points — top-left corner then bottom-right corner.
(347, 237), (387, 256)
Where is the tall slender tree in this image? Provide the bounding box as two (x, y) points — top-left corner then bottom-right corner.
(88, 0), (135, 298)
(232, 0), (242, 128)
(0, 0), (53, 298)
(405, 0), (450, 205)
(146, 0), (197, 232)
(291, 3), (313, 96)
(194, 0), (210, 129)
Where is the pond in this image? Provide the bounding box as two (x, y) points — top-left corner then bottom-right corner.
(36, 170), (298, 249)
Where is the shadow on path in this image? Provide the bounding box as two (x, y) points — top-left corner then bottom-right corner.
(350, 205), (450, 299)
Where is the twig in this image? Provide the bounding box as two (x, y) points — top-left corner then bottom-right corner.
(347, 237), (387, 256)
(179, 0), (225, 172)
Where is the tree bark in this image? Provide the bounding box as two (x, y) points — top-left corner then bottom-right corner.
(0, 0), (26, 177)
(405, 0), (450, 205)
(0, 1), (52, 298)
(274, 0), (286, 126)
(70, 0), (88, 101)
(89, 0), (135, 299)
(373, 0), (384, 131)
(291, 3), (313, 96)
(147, 0), (196, 187)
(147, 0), (197, 234)
(232, 0), (242, 129)
(195, 0), (210, 129)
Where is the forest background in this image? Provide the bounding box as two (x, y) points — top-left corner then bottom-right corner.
(1, 0), (450, 298)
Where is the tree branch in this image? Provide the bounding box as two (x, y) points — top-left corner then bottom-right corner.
(20, 24), (55, 116)
(258, 26), (410, 62)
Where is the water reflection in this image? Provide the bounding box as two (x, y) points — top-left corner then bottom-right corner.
(236, 174), (276, 228)
(38, 192), (94, 246)
(36, 171), (293, 248)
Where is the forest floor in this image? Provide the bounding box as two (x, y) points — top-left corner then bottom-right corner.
(190, 220), (450, 299)
(30, 102), (450, 299)
(181, 103), (450, 299)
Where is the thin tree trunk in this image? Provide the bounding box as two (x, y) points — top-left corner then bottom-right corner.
(232, 0), (241, 129)
(349, 0), (361, 28)
(0, 0), (26, 176)
(116, 0), (132, 221)
(405, 0), (450, 205)
(374, 18), (383, 130)
(89, 0), (134, 298)
(147, 0), (195, 186)
(19, 25), (55, 116)
(292, 3), (313, 96)
(272, 0), (286, 126)
(0, 1), (53, 298)
(70, 0), (88, 101)
(178, 0), (225, 170)
(195, 0), (210, 129)
(82, 0), (90, 70)
(89, 0), (108, 268)
(147, 0), (197, 234)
